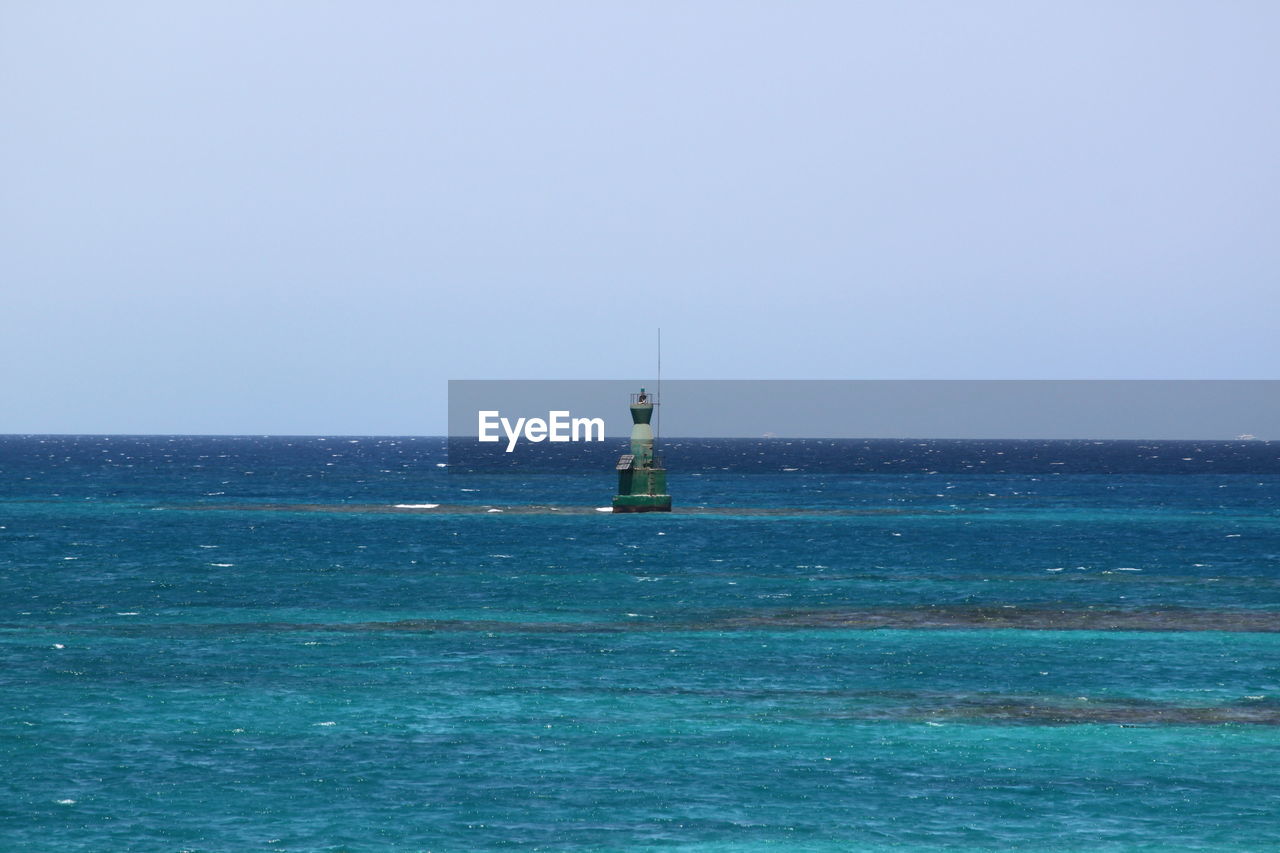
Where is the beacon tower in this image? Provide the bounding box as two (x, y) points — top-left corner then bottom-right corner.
(611, 388), (672, 512)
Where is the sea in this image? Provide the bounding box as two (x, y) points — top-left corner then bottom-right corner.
(2, 435), (1278, 852)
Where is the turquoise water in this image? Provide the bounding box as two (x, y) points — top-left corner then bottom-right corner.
(2, 437), (1279, 851)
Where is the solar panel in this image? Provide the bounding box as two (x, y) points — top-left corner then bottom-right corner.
(616, 454), (635, 471)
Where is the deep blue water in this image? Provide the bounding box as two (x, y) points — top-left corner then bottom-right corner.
(2, 436), (1279, 851)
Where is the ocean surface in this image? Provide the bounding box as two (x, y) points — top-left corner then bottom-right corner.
(2, 435), (1279, 852)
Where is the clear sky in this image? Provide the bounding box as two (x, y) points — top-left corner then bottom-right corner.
(2, 2), (1276, 435)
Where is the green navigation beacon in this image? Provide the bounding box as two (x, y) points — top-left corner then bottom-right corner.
(611, 388), (672, 513)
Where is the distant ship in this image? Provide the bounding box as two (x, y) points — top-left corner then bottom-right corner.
(1236, 434), (1259, 441)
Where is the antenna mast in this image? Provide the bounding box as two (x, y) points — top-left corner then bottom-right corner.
(655, 328), (662, 444)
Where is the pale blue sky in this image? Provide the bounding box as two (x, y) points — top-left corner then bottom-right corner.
(2, 1), (1276, 434)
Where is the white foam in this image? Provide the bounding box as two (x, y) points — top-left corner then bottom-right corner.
(116, 612), (139, 616)
(314, 721), (336, 726)
(595, 507), (612, 512)
(486, 508), (503, 513)
(210, 563), (234, 567)
(56, 799), (75, 805)
(393, 503), (439, 509)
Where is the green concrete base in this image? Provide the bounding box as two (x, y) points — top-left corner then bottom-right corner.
(612, 494), (673, 513)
